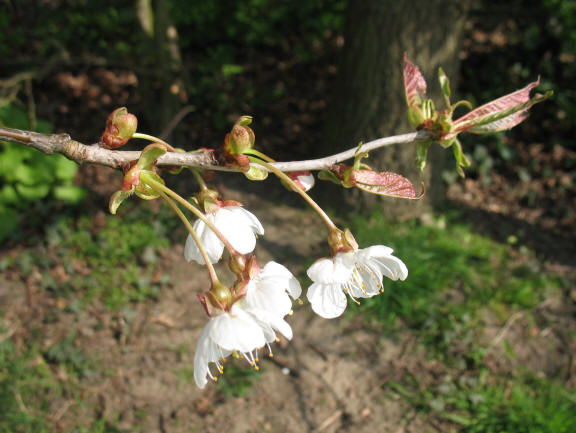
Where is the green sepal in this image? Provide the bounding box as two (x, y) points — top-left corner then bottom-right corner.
(451, 139), (471, 178)
(109, 189), (133, 215)
(407, 107), (426, 129)
(244, 165), (268, 181)
(136, 170), (164, 199)
(318, 170), (342, 185)
(438, 67), (451, 108)
(136, 144), (167, 170)
(415, 141), (432, 172)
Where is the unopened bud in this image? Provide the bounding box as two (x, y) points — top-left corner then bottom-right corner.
(100, 107), (138, 149)
(228, 254), (247, 276)
(206, 282), (233, 311)
(228, 125), (251, 153)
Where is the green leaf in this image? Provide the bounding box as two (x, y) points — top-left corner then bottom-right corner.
(54, 155), (78, 181)
(222, 64), (243, 77)
(0, 185), (19, 204)
(15, 183), (50, 200)
(53, 185), (86, 203)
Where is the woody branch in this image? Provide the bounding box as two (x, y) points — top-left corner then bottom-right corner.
(0, 126), (436, 172)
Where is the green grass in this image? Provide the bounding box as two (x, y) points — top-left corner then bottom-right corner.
(0, 336), (123, 433)
(347, 212), (561, 361)
(386, 372), (576, 433)
(9, 205), (175, 310)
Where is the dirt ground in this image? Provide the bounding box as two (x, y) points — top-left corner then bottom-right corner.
(1, 172), (575, 433)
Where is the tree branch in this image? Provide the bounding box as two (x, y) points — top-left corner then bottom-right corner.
(0, 126), (435, 172)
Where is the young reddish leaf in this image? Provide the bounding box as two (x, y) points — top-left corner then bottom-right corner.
(352, 170), (424, 199)
(448, 79), (549, 137)
(403, 54), (427, 109)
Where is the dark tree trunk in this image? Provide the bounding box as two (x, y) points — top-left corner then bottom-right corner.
(321, 0), (471, 219)
(137, 0), (184, 142)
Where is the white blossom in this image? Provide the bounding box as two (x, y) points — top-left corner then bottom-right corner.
(193, 261), (300, 388)
(184, 205), (264, 264)
(306, 245), (407, 319)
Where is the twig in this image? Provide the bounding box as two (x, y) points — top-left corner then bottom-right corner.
(313, 410), (343, 432)
(0, 126), (435, 172)
(491, 311), (523, 346)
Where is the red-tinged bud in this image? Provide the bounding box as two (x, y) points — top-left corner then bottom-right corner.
(121, 162), (140, 191)
(220, 116), (255, 171)
(99, 107), (138, 149)
(245, 255), (261, 280)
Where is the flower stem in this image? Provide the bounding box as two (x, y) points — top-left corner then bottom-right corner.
(250, 158), (337, 231)
(243, 148), (276, 162)
(157, 189), (220, 284)
(139, 171), (239, 256)
(132, 132), (177, 152)
(190, 168), (208, 191)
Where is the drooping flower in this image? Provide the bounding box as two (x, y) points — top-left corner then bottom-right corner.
(193, 259), (300, 388)
(193, 304), (266, 389)
(306, 245), (407, 319)
(184, 205), (264, 264)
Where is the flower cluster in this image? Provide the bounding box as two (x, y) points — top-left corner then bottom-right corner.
(186, 195), (407, 388)
(194, 259), (301, 388)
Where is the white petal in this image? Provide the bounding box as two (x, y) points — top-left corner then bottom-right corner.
(247, 307), (293, 341)
(260, 261), (302, 299)
(184, 217), (224, 264)
(208, 306), (266, 353)
(307, 255), (353, 283)
(193, 325), (218, 389)
(296, 173), (315, 191)
(229, 206), (265, 235)
(360, 245), (408, 281)
(362, 245), (394, 257)
(306, 282), (348, 319)
(243, 280), (293, 318)
(370, 255), (408, 281)
(215, 208), (258, 255)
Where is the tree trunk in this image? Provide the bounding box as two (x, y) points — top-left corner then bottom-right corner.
(137, 0), (184, 142)
(321, 0), (471, 219)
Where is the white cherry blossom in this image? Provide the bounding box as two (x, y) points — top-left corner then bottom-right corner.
(193, 261), (300, 388)
(306, 245), (408, 319)
(184, 205), (264, 264)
